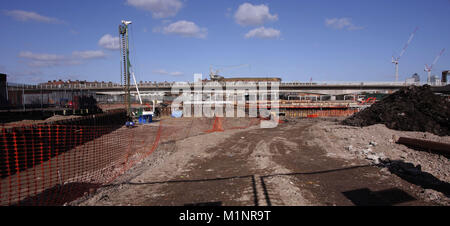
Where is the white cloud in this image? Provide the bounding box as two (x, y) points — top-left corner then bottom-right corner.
(153, 69), (183, 76)
(99, 34), (120, 50)
(245, 27), (281, 39)
(18, 51), (81, 67)
(72, 50), (106, 59)
(153, 69), (168, 75)
(325, 18), (364, 31)
(170, 71), (183, 76)
(126, 0), (182, 18)
(19, 50), (106, 67)
(3, 10), (64, 24)
(162, 20), (207, 38)
(234, 3), (278, 26)
(27, 60), (82, 67)
(19, 51), (66, 62)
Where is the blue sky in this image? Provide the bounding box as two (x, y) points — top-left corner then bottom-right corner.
(1, 0), (449, 84)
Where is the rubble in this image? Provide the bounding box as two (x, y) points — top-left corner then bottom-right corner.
(343, 85), (450, 136)
(310, 119), (450, 205)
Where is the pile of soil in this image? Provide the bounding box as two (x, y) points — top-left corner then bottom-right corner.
(343, 85), (450, 136)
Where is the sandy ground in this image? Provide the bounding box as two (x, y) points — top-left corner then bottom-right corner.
(70, 117), (448, 206)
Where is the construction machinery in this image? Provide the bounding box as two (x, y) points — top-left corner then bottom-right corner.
(425, 48), (445, 84)
(119, 20), (132, 119)
(220, 77), (282, 82)
(209, 64), (281, 82)
(209, 67), (225, 81)
(358, 97), (377, 105)
(119, 20), (156, 124)
(119, 20), (156, 123)
(209, 64), (250, 81)
(392, 27), (418, 82)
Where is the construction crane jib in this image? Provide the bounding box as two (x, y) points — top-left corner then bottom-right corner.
(392, 27), (418, 82)
(425, 48), (446, 84)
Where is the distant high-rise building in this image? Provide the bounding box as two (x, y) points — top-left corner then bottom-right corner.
(430, 75), (441, 85)
(406, 73), (420, 84)
(442, 70), (449, 84)
(0, 73), (7, 107)
(411, 73), (420, 82)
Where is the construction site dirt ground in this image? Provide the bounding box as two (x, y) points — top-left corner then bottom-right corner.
(71, 117), (450, 206)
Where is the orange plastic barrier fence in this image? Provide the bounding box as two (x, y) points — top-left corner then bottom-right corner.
(284, 109), (359, 118)
(5, 114), (342, 206)
(205, 117), (261, 133)
(1, 116), (262, 206)
(0, 124), (139, 206)
(205, 117), (224, 133)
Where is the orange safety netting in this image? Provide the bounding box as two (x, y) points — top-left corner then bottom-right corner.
(0, 117), (264, 206)
(0, 121), (167, 206)
(205, 117), (224, 133)
(3, 112), (366, 206)
(205, 117), (262, 133)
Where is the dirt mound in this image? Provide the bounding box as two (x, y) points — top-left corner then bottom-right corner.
(343, 85), (450, 136)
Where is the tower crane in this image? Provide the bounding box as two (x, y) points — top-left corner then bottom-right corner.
(425, 48), (445, 84)
(392, 27), (418, 82)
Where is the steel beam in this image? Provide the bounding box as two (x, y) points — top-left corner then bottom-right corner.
(397, 137), (450, 156)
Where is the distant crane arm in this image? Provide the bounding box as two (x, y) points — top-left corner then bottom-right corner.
(425, 48), (445, 72)
(430, 48), (445, 70)
(398, 27), (418, 60)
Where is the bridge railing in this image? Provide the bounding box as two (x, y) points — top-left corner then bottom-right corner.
(280, 81), (413, 86)
(7, 80), (446, 91)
